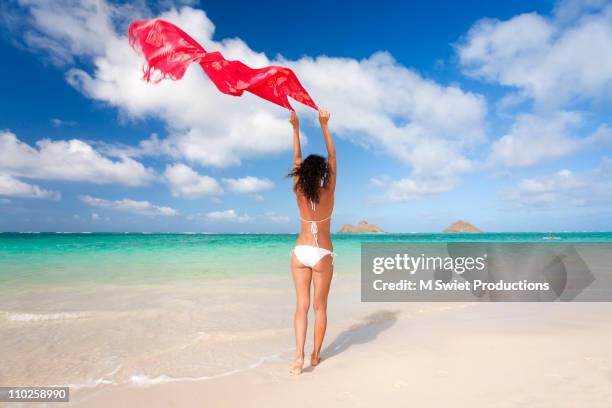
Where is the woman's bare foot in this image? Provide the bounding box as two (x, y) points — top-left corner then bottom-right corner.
(289, 355), (304, 375)
(310, 352), (321, 367)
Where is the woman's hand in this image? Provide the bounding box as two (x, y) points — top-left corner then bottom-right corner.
(289, 111), (299, 129)
(318, 109), (330, 127)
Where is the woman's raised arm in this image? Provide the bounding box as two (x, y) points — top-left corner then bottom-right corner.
(290, 111), (301, 167)
(319, 109), (336, 191)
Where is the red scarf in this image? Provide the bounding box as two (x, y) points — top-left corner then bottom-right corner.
(128, 19), (318, 111)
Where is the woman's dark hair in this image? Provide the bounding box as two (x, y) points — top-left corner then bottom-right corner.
(288, 154), (330, 203)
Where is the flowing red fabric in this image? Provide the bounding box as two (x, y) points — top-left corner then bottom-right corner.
(128, 19), (318, 111)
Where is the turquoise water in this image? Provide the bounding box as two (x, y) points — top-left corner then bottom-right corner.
(1, 232), (612, 285)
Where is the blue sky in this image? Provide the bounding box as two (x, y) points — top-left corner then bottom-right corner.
(0, 0), (611, 232)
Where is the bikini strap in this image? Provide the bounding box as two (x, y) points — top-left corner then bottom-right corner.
(299, 215), (331, 223)
(300, 200), (331, 248)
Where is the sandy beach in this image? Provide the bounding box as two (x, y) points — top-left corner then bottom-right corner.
(71, 302), (612, 408)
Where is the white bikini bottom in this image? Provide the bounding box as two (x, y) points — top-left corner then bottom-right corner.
(292, 245), (335, 268)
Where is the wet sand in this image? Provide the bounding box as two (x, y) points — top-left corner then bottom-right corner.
(71, 302), (612, 407)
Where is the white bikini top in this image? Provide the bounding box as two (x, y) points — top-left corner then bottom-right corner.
(300, 200), (331, 247)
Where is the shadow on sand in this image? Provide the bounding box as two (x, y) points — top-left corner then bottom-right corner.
(303, 310), (400, 372)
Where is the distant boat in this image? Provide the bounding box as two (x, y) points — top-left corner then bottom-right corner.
(542, 232), (561, 240)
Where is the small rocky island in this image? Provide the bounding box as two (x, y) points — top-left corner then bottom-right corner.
(444, 220), (482, 233)
(338, 220), (384, 234)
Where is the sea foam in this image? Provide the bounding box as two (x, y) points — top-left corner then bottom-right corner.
(129, 351), (284, 386)
(2, 311), (87, 322)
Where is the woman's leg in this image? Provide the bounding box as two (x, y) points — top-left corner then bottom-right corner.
(290, 255), (312, 374)
(311, 255), (333, 366)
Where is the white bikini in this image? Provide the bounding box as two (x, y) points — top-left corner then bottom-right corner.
(292, 200), (335, 268)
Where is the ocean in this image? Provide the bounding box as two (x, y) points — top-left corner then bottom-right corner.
(2, 232), (612, 285)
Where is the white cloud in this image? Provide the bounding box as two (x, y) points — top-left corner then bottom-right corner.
(189, 209), (284, 223)
(554, 0), (610, 22)
(457, 1), (612, 110)
(0, 131), (155, 186)
(91, 212), (100, 220)
(50, 118), (77, 127)
(595, 156), (612, 177)
(0, 174), (61, 200)
(502, 159), (612, 208)
(204, 209), (251, 223)
(489, 112), (612, 168)
(370, 175), (458, 202)
(163, 163), (222, 198)
(458, 1), (612, 170)
(223, 176), (274, 193)
(14, 1), (487, 198)
(263, 212), (289, 223)
(79, 194), (178, 216)
(369, 136), (474, 202)
(16, 0), (142, 65)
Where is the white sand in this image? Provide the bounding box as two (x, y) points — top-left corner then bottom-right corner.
(71, 302), (612, 407)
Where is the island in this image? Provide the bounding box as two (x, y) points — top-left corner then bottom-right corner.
(444, 220), (482, 233)
(338, 220), (384, 234)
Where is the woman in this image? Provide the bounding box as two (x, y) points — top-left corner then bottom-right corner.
(288, 108), (336, 375)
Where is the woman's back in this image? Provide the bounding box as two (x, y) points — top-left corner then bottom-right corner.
(295, 186), (334, 250)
